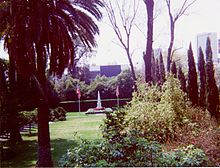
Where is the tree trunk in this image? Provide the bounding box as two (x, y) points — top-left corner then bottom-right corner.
(144, 0), (154, 83)
(35, 42), (53, 167)
(167, 20), (175, 72)
(33, 74), (53, 167)
(8, 104), (22, 143)
(8, 53), (22, 143)
(126, 50), (137, 90)
(0, 60), (7, 135)
(37, 99), (53, 167)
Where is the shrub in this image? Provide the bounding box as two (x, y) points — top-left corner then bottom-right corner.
(59, 137), (208, 167)
(49, 107), (67, 121)
(158, 145), (208, 166)
(102, 109), (127, 144)
(18, 107), (67, 128)
(125, 75), (187, 142)
(101, 75), (220, 165)
(18, 109), (37, 128)
(59, 139), (108, 167)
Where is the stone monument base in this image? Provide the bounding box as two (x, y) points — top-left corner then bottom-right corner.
(85, 107), (113, 114)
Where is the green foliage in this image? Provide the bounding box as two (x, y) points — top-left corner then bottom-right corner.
(49, 107), (67, 122)
(115, 69), (135, 98)
(59, 139), (107, 167)
(187, 43), (198, 106)
(18, 109), (37, 128)
(86, 69), (134, 99)
(51, 75), (86, 101)
(86, 75), (117, 99)
(59, 137), (208, 167)
(125, 75), (187, 142)
(53, 70), (134, 101)
(159, 145), (208, 167)
(18, 107), (67, 128)
(102, 109), (127, 143)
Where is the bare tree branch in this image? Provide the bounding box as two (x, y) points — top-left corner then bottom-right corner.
(175, 0), (197, 21)
(165, 0), (197, 72)
(104, 0), (139, 82)
(134, 23), (147, 40)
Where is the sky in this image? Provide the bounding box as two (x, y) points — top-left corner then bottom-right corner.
(0, 0), (220, 68)
(90, 0), (220, 67)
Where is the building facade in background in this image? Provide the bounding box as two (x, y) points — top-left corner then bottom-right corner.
(196, 32), (220, 63)
(218, 39), (220, 54)
(89, 64), (129, 81)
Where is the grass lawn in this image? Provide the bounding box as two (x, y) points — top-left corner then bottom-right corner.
(1, 112), (105, 167)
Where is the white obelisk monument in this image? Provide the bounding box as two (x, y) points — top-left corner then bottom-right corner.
(96, 91), (102, 108)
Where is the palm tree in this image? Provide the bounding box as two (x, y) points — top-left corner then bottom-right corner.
(0, 0), (22, 143)
(0, 0), (103, 166)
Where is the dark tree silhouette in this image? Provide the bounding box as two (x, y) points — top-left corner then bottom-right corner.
(187, 43), (198, 106)
(151, 53), (156, 83)
(143, 0), (154, 83)
(171, 61), (177, 78)
(178, 66), (187, 93)
(198, 47), (206, 108)
(0, 59), (8, 135)
(205, 38), (219, 120)
(155, 58), (160, 84)
(7, 52), (22, 143)
(0, 0), (103, 166)
(0, 1), (22, 143)
(159, 52), (166, 85)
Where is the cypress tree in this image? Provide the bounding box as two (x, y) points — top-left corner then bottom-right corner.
(205, 37), (219, 120)
(171, 61), (177, 78)
(159, 52), (166, 85)
(151, 53), (156, 84)
(155, 58), (160, 84)
(178, 66), (187, 93)
(187, 43), (198, 106)
(198, 47), (206, 108)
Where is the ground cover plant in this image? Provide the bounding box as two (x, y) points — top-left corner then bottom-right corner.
(59, 134), (208, 167)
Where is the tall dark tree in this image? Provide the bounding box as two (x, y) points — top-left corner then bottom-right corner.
(143, 0), (154, 83)
(205, 37), (220, 120)
(7, 53), (22, 143)
(178, 66), (187, 93)
(151, 53), (156, 83)
(187, 43), (198, 106)
(0, 59), (8, 134)
(0, 0), (103, 166)
(159, 52), (166, 85)
(198, 47), (206, 108)
(0, 0), (22, 143)
(171, 61), (177, 78)
(155, 58), (160, 84)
